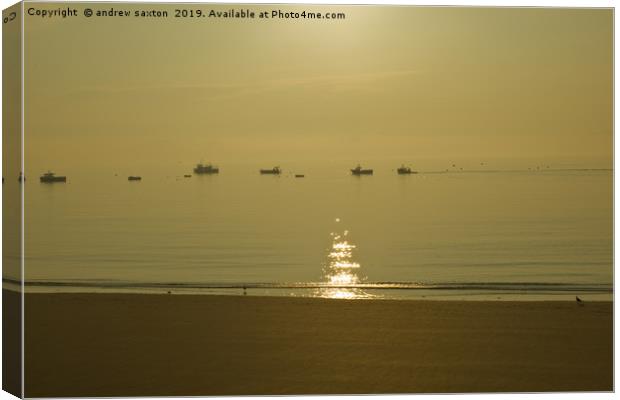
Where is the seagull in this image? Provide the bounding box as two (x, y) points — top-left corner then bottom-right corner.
(576, 296), (584, 306)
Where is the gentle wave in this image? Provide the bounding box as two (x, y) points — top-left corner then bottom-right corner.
(4, 278), (612, 293)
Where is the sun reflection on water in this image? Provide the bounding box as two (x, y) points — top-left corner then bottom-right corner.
(318, 221), (373, 299)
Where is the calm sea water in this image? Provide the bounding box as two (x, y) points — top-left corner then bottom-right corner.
(15, 162), (613, 300)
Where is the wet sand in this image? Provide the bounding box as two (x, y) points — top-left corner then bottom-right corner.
(13, 291), (613, 397)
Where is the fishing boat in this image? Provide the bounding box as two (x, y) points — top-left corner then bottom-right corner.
(194, 163), (219, 174)
(128, 176), (142, 181)
(260, 166), (281, 175)
(351, 165), (373, 175)
(397, 165), (418, 174)
(184, 174), (192, 178)
(40, 172), (66, 183)
(295, 174), (305, 178)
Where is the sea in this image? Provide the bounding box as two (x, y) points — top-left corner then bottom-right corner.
(6, 161), (613, 301)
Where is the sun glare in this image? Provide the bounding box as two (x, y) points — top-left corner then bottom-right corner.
(318, 221), (372, 299)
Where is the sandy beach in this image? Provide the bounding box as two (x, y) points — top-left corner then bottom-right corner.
(12, 290), (612, 397)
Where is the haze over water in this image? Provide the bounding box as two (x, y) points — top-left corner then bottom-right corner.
(18, 160), (612, 300)
(9, 5), (611, 299)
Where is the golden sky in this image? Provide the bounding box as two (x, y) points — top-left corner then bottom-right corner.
(23, 5), (612, 170)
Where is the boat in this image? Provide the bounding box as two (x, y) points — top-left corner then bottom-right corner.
(193, 163), (219, 174)
(351, 165), (373, 175)
(295, 174), (305, 178)
(40, 171), (66, 183)
(397, 165), (418, 174)
(184, 174), (192, 178)
(128, 176), (142, 181)
(260, 166), (281, 175)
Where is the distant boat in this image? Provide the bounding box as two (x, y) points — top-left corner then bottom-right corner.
(194, 163), (219, 174)
(40, 171), (66, 183)
(351, 165), (373, 175)
(260, 166), (281, 175)
(184, 174), (192, 178)
(397, 165), (418, 175)
(295, 174), (305, 178)
(128, 176), (142, 181)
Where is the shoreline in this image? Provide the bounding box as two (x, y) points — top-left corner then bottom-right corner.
(11, 290), (613, 396)
(4, 281), (613, 302)
(5, 288), (614, 302)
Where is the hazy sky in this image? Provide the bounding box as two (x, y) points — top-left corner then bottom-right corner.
(24, 5), (612, 171)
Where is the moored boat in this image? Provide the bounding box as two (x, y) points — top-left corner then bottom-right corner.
(397, 165), (418, 174)
(128, 176), (142, 181)
(260, 166), (281, 174)
(194, 163), (219, 174)
(40, 172), (66, 183)
(351, 165), (373, 175)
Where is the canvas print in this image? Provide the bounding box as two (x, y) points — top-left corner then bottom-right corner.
(2, 2), (613, 397)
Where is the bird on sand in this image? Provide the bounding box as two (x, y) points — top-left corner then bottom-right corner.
(576, 296), (584, 306)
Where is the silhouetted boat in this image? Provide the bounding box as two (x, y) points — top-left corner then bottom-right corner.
(184, 174), (192, 178)
(397, 165), (418, 174)
(351, 165), (373, 175)
(194, 163), (219, 174)
(295, 174), (305, 178)
(128, 176), (142, 181)
(40, 172), (66, 183)
(260, 167), (281, 174)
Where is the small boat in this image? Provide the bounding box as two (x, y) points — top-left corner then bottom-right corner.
(128, 176), (142, 181)
(40, 171), (66, 183)
(295, 174), (305, 178)
(397, 165), (418, 175)
(351, 165), (373, 175)
(184, 174), (192, 178)
(194, 163), (219, 174)
(260, 166), (281, 175)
